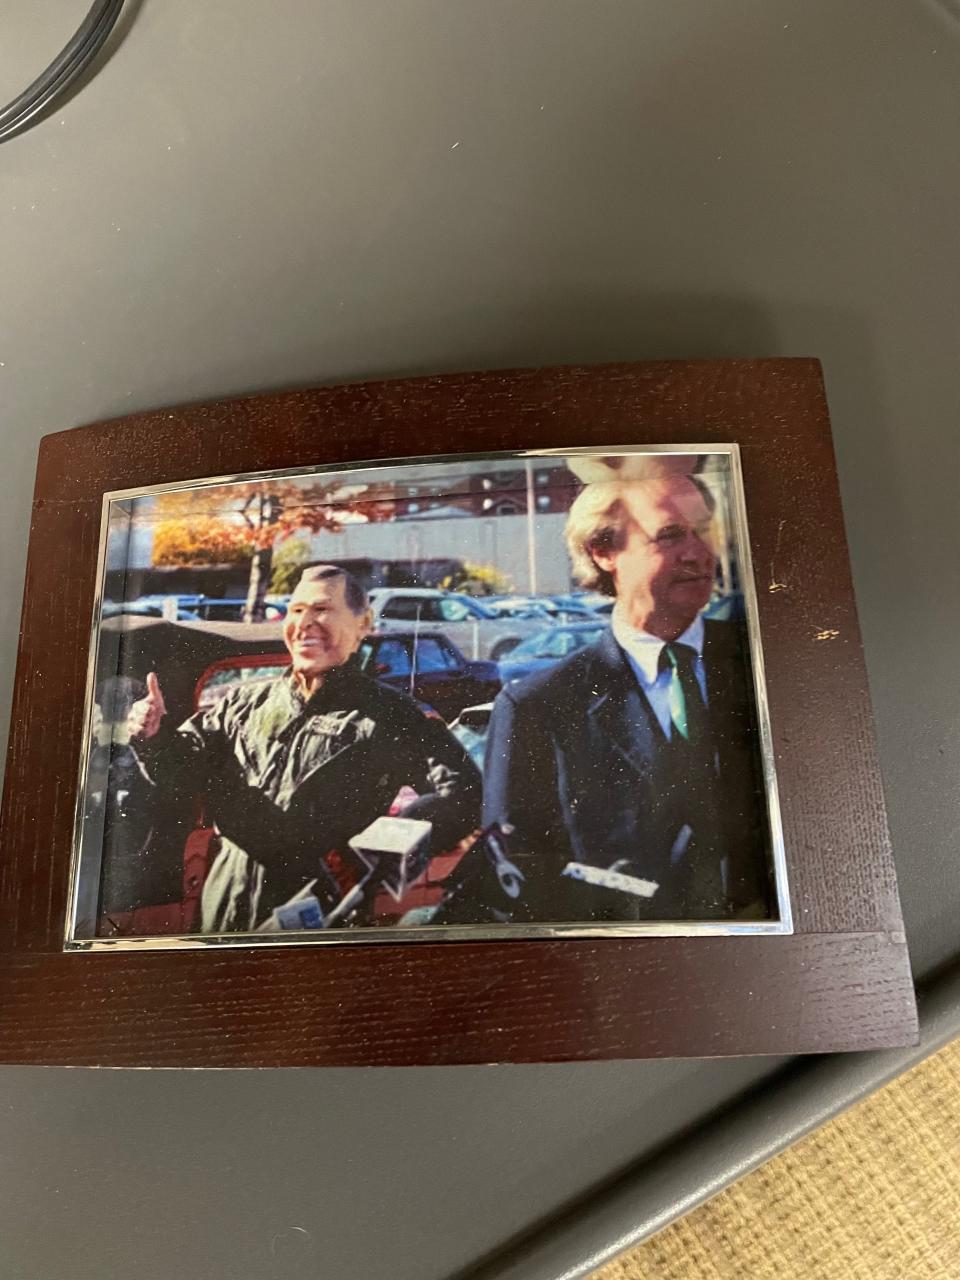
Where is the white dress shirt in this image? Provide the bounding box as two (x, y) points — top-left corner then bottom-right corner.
(611, 606), (708, 739)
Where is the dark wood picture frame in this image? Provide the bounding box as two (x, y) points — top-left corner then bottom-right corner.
(0, 360), (918, 1066)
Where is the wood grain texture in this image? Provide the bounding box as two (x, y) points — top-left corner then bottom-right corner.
(0, 934), (916, 1067)
(0, 360), (918, 1064)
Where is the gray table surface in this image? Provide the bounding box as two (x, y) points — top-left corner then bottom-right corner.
(1, 3), (957, 1279)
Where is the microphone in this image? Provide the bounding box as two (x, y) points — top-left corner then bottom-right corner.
(268, 817), (434, 932)
(347, 816), (434, 901)
(561, 862), (659, 899)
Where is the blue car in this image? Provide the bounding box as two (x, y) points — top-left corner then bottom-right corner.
(101, 600), (201, 622)
(496, 621), (607, 684)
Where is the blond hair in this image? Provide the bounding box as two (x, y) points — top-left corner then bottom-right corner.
(564, 474), (717, 596)
(564, 481), (630, 596)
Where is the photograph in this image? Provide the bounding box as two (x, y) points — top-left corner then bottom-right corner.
(69, 445), (790, 946)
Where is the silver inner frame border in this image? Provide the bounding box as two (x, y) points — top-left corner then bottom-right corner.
(65, 442), (794, 951)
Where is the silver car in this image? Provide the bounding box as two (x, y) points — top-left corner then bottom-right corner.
(366, 588), (549, 661)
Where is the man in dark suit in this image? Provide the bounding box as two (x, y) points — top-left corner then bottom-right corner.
(482, 470), (771, 923)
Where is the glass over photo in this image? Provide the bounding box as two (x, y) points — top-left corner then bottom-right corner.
(70, 447), (790, 946)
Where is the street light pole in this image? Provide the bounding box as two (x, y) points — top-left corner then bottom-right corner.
(525, 459), (538, 595)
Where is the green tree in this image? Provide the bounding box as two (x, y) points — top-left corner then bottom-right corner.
(440, 561), (513, 596)
(269, 534), (312, 594)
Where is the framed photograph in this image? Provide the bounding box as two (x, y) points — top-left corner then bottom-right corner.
(0, 361), (917, 1065)
(70, 443), (790, 948)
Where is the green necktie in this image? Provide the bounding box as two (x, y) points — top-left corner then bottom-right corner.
(661, 642), (706, 745)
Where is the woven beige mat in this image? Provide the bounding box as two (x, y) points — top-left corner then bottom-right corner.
(592, 1036), (960, 1279)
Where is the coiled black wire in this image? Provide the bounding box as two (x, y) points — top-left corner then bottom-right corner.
(0, 0), (125, 144)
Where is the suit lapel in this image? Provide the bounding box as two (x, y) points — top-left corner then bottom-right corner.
(585, 630), (664, 778)
(701, 618), (747, 729)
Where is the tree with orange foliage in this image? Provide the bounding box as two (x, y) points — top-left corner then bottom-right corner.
(152, 479), (392, 620)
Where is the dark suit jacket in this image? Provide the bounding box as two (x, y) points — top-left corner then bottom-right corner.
(482, 622), (770, 922)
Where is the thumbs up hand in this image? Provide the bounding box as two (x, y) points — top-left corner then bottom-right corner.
(127, 671), (167, 742)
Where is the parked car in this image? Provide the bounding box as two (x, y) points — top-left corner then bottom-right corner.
(481, 596), (555, 621)
(365, 588), (547, 661)
(575, 592), (614, 615)
(496, 621), (607, 684)
(483, 594), (598, 622)
(102, 600), (201, 622)
(570, 592), (743, 621)
(358, 630), (501, 721)
(129, 595), (288, 622)
(190, 597), (287, 622)
(542, 596), (602, 620)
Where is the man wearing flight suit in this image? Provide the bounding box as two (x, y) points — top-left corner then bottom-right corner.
(126, 565), (481, 933)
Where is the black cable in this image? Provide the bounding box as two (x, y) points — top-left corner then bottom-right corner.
(0, 0), (125, 145)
